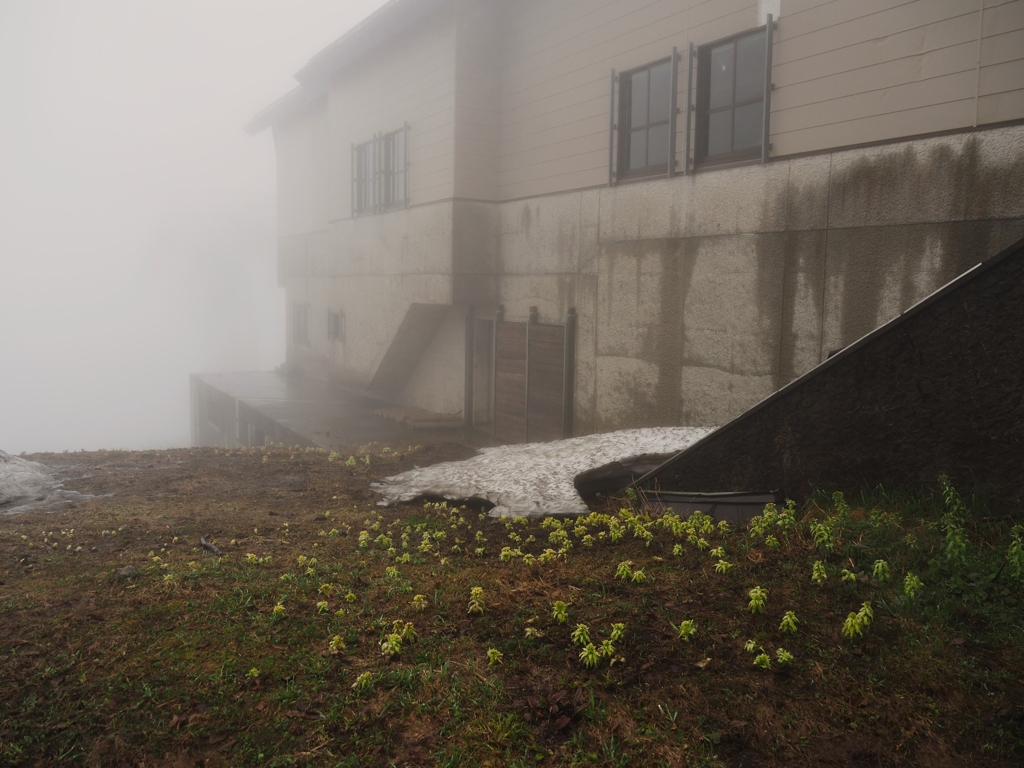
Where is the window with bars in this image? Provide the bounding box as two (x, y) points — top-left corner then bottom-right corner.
(617, 58), (673, 177)
(696, 28), (767, 164)
(352, 124), (408, 216)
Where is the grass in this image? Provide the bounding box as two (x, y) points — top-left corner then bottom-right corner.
(0, 448), (1022, 766)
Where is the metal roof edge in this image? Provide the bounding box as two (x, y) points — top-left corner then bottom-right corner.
(246, 0), (448, 135)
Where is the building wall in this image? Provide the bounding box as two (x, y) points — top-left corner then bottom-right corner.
(496, 0), (760, 200)
(772, 0), (1024, 155)
(266, 0), (1024, 439)
(278, 6), (461, 386)
(489, 124), (1024, 432)
(490, 0), (1024, 202)
(327, 6), (459, 215)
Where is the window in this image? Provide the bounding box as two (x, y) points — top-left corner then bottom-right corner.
(328, 310), (345, 342)
(696, 28), (766, 164)
(352, 124), (408, 216)
(352, 140), (376, 216)
(293, 303), (310, 346)
(618, 58), (673, 177)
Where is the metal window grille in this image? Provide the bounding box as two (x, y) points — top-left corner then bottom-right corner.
(618, 58), (673, 177)
(381, 125), (408, 211)
(695, 26), (769, 165)
(352, 123), (408, 217)
(352, 139), (376, 216)
(608, 55), (679, 183)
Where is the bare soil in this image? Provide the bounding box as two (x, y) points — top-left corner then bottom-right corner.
(0, 444), (1021, 767)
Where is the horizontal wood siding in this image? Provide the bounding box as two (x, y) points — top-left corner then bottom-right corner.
(496, 0), (759, 201)
(326, 8), (458, 219)
(772, 0), (1024, 157)
(494, 321), (527, 442)
(526, 324), (566, 442)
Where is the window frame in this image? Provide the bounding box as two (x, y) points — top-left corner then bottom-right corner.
(695, 25), (768, 167)
(616, 56), (675, 180)
(351, 123), (408, 217)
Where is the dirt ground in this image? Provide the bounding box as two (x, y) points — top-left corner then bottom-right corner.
(1, 444), (1022, 768)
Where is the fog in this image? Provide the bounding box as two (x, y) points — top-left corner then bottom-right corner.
(0, 0), (389, 454)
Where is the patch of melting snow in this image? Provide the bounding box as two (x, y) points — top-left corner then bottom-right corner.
(0, 450), (92, 515)
(372, 427), (714, 517)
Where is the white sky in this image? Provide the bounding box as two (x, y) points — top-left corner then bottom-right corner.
(0, 0), (390, 453)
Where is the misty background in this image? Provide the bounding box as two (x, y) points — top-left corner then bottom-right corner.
(0, 0), (388, 454)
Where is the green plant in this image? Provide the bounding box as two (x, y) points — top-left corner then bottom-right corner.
(411, 594), (428, 611)
(841, 601), (874, 641)
(779, 611), (799, 634)
(872, 560), (891, 581)
(1005, 526), (1024, 581)
(395, 620), (417, 643)
(615, 560), (634, 580)
(524, 627), (544, 639)
(571, 624), (592, 646)
(380, 633), (402, 657)
(676, 619), (697, 641)
(747, 586), (768, 614)
(579, 643), (601, 668)
(809, 518), (838, 552)
(811, 560), (827, 586)
(351, 672), (373, 692)
(468, 586), (485, 615)
(743, 639), (757, 653)
(840, 569), (857, 583)
(551, 600), (569, 624)
(609, 623), (626, 643)
(714, 559), (733, 574)
(486, 648), (504, 666)
(345, 456), (356, 467)
(753, 653), (771, 669)
(903, 572), (923, 599)
(775, 648), (793, 666)
(630, 568), (648, 584)
(328, 635), (346, 654)
(709, 546), (725, 559)
(599, 639), (616, 657)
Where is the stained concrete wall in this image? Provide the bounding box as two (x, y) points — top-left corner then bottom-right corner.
(485, 124), (1024, 433)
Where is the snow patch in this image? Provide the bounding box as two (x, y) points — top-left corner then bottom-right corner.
(372, 427), (714, 517)
(0, 451), (89, 514)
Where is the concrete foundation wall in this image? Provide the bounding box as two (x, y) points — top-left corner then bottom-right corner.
(486, 124), (1024, 433)
(395, 308), (467, 414)
(283, 201), (455, 389)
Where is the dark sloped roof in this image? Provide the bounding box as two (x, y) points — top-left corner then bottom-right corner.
(245, 0), (447, 135)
